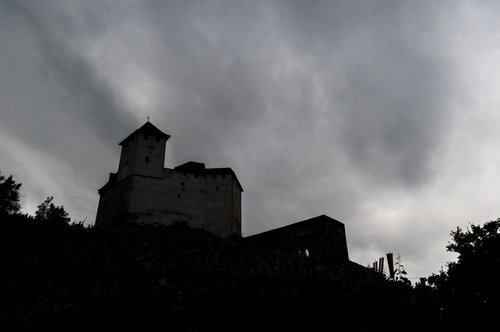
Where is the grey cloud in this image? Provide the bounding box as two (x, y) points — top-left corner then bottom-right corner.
(19, 3), (136, 142)
(1, 0), (492, 278)
(140, 1), (454, 231)
(261, 0), (452, 189)
(335, 45), (449, 188)
(1, 2), (137, 158)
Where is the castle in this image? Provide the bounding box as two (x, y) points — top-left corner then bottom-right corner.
(95, 121), (242, 238)
(96, 122), (349, 263)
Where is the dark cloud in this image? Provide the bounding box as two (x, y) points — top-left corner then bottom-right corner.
(266, 0), (452, 189)
(12, 2), (136, 142)
(2, 0), (499, 278)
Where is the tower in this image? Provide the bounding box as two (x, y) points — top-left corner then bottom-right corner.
(116, 121), (170, 181)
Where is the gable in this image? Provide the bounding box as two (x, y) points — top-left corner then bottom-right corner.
(119, 122), (170, 146)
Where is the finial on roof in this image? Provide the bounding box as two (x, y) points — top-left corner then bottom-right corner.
(147, 116), (150, 122)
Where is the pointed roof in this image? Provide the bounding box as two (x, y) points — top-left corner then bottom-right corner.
(119, 121), (170, 146)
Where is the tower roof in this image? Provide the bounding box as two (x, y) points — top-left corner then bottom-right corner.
(119, 121), (170, 146)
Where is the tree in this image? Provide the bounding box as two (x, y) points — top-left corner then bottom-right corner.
(446, 219), (500, 304)
(0, 172), (22, 215)
(428, 219), (500, 330)
(394, 254), (411, 285)
(35, 196), (70, 225)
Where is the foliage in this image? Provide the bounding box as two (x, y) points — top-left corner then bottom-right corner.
(394, 254), (411, 285)
(0, 213), (438, 331)
(428, 219), (500, 331)
(0, 172), (22, 215)
(35, 196), (70, 225)
(5, 169), (500, 330)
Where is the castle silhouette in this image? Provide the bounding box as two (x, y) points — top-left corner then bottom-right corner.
(96, 121), (349, 262)
(96, 121), (242, 238)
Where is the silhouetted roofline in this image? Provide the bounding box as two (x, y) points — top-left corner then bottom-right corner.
(246, 215), (344, 239)
(97, 172), (117, 195)
(119, 122), (170, 146)
(174, 161), (206, 173)
(174, 161), (244, 191)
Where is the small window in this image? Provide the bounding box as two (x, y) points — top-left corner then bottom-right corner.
(145, 156), (150, 163)
(144, 135), (149, 140)
(216, 186), (219, 192)
(156, 137), (160, 142)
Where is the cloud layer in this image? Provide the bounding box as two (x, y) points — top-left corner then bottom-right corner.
(2, 1), (500, 278)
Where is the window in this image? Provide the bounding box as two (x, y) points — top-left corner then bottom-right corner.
(144, 135), (149, 140)
(156, 137), (160, 142)
(145, 156), (150, 163)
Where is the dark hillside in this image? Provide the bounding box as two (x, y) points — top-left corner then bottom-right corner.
(0, 214), (439, 331)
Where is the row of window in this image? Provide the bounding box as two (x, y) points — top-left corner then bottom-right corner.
(123, 157), (149, 166)
(124, 156), (153, 165)
(144, 135), (161, 142)
(122, 135), (161, 148)
(179, 183), (220, 192)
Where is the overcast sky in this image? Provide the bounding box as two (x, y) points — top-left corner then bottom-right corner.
(3, 0), (500, 279)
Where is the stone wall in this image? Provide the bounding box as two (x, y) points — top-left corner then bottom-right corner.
(96, 167), (242, 238)
(246, 215), (349, 264)
(95, 175), (134, 225)
(127, 168), (241, 237)
(117, 133), (167, 181)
